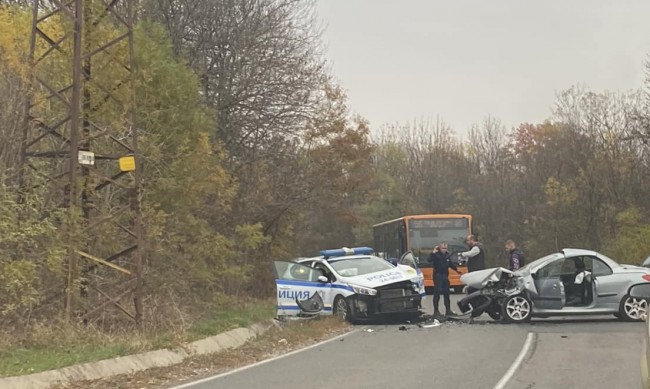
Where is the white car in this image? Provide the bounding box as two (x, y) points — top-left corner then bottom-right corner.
(273, 247), (426, 321)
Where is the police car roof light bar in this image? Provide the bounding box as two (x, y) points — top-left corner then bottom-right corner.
(320, 247), (374, 259)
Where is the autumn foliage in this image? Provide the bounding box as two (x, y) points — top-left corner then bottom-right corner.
(0, 0), (649, 333)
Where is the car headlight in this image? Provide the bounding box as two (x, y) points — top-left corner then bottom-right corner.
(516, 277), (525, 288)
(350, 284), (377, 296)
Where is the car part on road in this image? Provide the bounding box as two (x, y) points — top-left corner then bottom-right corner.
(419, 319), (441, 328)
(458, 292), (493, 318)
(296, 292), (324, 314)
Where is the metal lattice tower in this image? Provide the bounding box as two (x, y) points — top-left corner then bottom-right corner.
(19, 0), (144, 322)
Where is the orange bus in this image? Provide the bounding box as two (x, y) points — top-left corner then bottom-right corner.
(372, 214), (472, 294)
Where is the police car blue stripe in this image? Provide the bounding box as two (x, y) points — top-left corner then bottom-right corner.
(276, 279), (354, 292)
(277, 305), (333, 311)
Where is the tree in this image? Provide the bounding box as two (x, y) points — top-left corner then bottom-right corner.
(603, 207), (650, 265)
(292, 84), (374, 254)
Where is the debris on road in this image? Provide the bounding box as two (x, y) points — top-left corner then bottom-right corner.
(419, 319), (441, 328)
(364, 329), (374, 333)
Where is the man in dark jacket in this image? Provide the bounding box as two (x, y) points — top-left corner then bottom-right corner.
(460, 235), (486, 294)
(505, 240), (525, 271)
(428, 242), (458, 317)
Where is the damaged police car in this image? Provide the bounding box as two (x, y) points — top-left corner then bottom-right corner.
(273, 247), (425, 321)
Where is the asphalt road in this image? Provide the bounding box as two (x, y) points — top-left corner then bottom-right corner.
(171, 294), (645, 389)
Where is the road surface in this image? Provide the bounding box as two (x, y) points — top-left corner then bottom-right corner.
(170, 294), (645, 389)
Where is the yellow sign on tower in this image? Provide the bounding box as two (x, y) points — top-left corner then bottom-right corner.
(119, 156), (136, 172)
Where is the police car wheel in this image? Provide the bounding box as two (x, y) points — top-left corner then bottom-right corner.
(334, 295), (350, 321)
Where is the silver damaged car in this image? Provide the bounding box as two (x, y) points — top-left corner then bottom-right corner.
(457, 248), (650, 323)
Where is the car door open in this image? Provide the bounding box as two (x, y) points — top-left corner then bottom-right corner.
(531, 258), (566, 310)
(273, 261), (330, 318)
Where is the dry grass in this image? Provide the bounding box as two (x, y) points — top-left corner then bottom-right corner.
(52, 316), (352, 389)
(0, 299), (275, 377)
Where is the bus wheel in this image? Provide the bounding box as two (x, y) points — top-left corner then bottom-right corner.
(425, 287), (434, 295)
(454, 286), (464, 294)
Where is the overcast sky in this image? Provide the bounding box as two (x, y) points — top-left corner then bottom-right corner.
(316, 0), (650, 134)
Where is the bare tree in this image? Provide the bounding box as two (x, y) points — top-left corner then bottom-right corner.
(143, 0), (325, 153)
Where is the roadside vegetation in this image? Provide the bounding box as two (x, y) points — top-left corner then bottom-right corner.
(50, 317), (351, 389)
(1, 0), (650, 379)
(0, 300), (274, 377)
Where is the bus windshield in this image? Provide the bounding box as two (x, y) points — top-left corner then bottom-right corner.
(408, 218), (469, 254)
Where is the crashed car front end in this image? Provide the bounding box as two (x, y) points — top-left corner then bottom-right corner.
(457, 267), (529, 321)
(347, 279), (423, 319)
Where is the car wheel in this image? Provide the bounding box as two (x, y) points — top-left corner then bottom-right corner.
(333, 295), (350, 321)
(619, 295), (648, 322)
(502, 295), (532, 323)
(454, 286), (464, 294)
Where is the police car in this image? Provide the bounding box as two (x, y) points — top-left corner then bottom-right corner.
(273, 247), (426, 321)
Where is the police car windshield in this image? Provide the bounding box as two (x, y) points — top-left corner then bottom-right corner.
(329, 256), (394, 277)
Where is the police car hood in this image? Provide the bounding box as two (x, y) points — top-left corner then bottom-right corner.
(339, 265), (418, 288)
(460, 267), (516, 289)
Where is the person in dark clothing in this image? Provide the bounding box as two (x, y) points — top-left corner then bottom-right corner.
(505, 240), (525, 271)
(428, 242), (458, 317)
(460, 234), (486, 294)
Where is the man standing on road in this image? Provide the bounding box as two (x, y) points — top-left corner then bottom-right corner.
(429, 243), (458, 317)
(460, 234), (485, 294)
(505, 240), (525, 271)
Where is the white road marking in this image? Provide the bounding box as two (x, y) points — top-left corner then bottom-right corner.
(493, 332), (536, 389)
(168, 329), (360, 389)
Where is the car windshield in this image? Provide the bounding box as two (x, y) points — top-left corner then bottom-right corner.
(517, 252), (564, 273)
(329, 256), (395, 277)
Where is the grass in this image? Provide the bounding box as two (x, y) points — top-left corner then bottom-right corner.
(186, 300), (276, 341)
(52, 316), (352, 389)
(0, 299), (276, 378)
(0, 344), (131, 377)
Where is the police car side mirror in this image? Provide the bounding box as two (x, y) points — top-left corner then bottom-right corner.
(317, 275), (328, 283)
